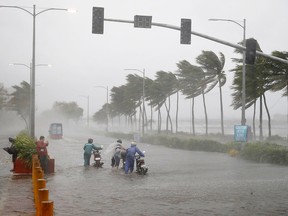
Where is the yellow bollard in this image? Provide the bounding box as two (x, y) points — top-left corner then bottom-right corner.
(33, 162), (40, 185)
(41, 201), (54, 216)
(38, 188), (49, 216)
(33, 168), (43, 199)
(36, 179), (46, 215)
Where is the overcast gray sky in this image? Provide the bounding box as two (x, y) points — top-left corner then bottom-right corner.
(1, 0), (287, 122)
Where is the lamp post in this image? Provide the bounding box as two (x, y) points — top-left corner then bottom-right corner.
(124, 68), (145, 138)
(1, 5), (75, 138)
(9, 63), (51, 133)
(95, 86), (109, 132)
(80, 95), (90, 128)
(209, 18), (246, 125)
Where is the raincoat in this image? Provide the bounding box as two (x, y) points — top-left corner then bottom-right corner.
(83, 143), (102, 166)
(125, 145), (144, 174)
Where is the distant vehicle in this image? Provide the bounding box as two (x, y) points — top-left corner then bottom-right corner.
(48, 123), (63, 139)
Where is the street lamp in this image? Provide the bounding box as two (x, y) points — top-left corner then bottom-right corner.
(209, 18), (246, 125)
(95, 86), (109, 132)
(80, 95), (90, 128)
(124, 68), (145, 138)
(1, 5), (75, 138)
(9, 63), (51, 133)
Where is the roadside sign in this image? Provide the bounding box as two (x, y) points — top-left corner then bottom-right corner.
(234, 125), (248, 142)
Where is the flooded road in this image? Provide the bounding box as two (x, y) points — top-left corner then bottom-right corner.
(44, 132), (288, 216)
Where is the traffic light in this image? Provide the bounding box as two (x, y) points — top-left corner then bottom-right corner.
(92, 7), (104, 34)
(180, 18), (191, 44)
(245, 38), (257, 64)
(134, 15), (152, 28)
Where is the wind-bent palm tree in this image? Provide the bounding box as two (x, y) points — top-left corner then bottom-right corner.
(110, 85), (137, 131)
(125, 74), (146, 134)
(196, 51), (226, 135)
(0, 84), (8, 110)
(144, 77), (157, 131)
(231, 39), (287, 139)
(7, 81), (30, 131)
(260, 51), (288, 138)
(264, 51), (288, 97)
(146, 77), (166, 133)
(175, 60), (203, 135)
(154, 71), (178, 133)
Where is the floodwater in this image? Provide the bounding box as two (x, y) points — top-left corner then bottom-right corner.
(45, 132), (288, 216)
(1, 132), (288, 215)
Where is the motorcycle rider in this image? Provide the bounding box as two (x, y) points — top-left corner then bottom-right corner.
(111, 139), (126, 169)
(125, 141), (145, 174)
(83, 138), (102, 167)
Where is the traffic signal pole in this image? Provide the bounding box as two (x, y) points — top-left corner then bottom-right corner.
(103, 18), (288, 65)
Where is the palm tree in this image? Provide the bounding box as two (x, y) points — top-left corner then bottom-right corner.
(0, 84), (8, 110)
(154, 71), (178, 133)
(231, 39), (286, 139)
(175, 60), (203, 135)
(144, 77), (157, 131)
(125, 74), (145, 134)
(196, 51), (226, 136)
(7, 81), (30, 131)
(110, 85), (137, 131)
(264, 51), (288, 97)
(260, 51), (288, 138)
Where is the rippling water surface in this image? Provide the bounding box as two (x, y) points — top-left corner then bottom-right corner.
(1, 132), (288, 216)
(44, 134), (288, 216)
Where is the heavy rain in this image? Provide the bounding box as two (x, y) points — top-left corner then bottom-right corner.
(1, 0), (288, 215)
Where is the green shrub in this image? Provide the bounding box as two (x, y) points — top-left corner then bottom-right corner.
(14, 132), (37, 167)
(143, 135), (224, 152)
(240, 142), (288, 165)
(105, 131), (288, 166)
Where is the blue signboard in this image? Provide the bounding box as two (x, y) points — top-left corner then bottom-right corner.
(234, 125), (248, 142)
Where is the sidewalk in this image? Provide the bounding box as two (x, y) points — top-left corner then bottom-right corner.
(0, 136), (35, 215)
(0, 174), (35, 216)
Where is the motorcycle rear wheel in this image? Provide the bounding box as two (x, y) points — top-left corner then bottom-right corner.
(139, 167), (148, 175)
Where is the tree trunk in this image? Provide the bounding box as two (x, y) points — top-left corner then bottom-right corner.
(263, 93), (271, 137)
(139, 102), (142, 135)
(150, 102), (153, 131)
(253, 100), (256, 140)
(219, 82), (224, 136)
(164, 98), (173, 134)
(175, 91), (179, 134)
(191, 98), (195, 135)
(157, 104), (161, 133)
(259, 95), (263, 140)
(202, 90), (208, 135)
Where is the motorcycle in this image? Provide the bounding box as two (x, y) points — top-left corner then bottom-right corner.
(135, 154), (148, 175)
(93, 149), (104, 168)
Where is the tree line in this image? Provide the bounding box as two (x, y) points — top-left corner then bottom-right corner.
(94, 41), (287, 139)
(1, 39), (287, 139)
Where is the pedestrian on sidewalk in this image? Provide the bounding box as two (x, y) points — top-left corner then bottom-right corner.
(36, 136), (49, 174)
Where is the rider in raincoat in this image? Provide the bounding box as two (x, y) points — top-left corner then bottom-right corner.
(83, 138), (102, 166)
(125, 141), (144, 174)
